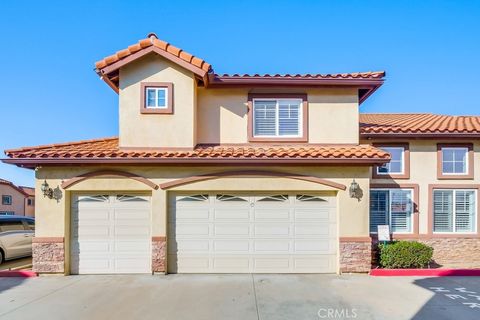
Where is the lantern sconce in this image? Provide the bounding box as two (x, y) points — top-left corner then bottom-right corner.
(41, 180), (62, 202)
(349, 179), (363, 201)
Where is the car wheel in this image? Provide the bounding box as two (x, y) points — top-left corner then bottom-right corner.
(0, 250), (3, 264)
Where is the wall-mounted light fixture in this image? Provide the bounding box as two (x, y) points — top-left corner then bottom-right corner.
(349, 179), (362, 201)
(41, 180), (62, 202)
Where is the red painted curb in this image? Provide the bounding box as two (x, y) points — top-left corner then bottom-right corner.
(0, 270), (37, 277)
(370, 269), (480, 277)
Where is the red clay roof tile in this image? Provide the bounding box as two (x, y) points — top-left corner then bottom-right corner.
(213, 71), (385, 80)
(4, 138), (389, 163)
(360, 113), (480, 136)
(95, 34), (212, 73)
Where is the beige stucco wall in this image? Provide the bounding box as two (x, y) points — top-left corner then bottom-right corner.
(197, 87), (359, 144)
(365, 139), (480, 234)
(0, 185), (26, 215)
(34, 166), (370, 240)
(119, 54), (196, 148)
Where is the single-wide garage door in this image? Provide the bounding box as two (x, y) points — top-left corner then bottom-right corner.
(168, 193), (337, 273)
(71, 194), (151, 274)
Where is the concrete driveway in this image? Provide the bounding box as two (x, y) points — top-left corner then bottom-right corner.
(1, 274), (479, 320)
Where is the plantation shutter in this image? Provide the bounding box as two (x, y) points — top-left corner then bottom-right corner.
(390, 190), (412, 232)
(253, 100), (276, 136)
(455, 190), (476, 232)
(278, 100), (300, 136)
(370, 190), (389, 232)
(433, 190), (453, 232)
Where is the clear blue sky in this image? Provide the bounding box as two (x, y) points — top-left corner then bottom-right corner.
(1, 0), (479, 186)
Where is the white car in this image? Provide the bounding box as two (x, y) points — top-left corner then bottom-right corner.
(0, 216), (34, 263)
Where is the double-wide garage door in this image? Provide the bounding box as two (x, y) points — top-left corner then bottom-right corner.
(71, 194), (151, 274)
(168, 193), (337, 273)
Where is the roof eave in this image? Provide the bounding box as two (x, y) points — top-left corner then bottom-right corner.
(361, 133), (480, 139)
(2, 157), (390, 169)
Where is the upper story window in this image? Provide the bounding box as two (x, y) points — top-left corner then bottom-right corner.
(248, 94), (308, 142)
(377, 147), (404, 174)
(372, 143), (410, 179)
(27, 198), (34, 206)
(437, 144), (473, 179)
(146, 87), (168, 108)
(253, 99), (302, 137)
(2, 195), (12, 205)
(140, 82), (173, 114)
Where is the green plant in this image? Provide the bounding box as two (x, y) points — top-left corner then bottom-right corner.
(378, 241), (433, 269)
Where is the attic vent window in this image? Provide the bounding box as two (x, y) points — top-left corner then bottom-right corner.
(140, 82), (174, 114)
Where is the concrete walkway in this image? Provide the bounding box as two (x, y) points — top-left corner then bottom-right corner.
(1, 274), (480, 320)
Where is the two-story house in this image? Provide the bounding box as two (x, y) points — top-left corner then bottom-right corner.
(3, 34), (479, 275)
(0, 178), (35, 217)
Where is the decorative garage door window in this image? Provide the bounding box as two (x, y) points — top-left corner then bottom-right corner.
(116, 195), (149, 202)
(177, 194), (209, 202)
(433, 189), (476, 233)
(257, 195), (288, 202)
(370, 189), (413, 233)
(76, 195), (109, 203)
(216, 194), (248, 202)
(296, 195), (328, 202)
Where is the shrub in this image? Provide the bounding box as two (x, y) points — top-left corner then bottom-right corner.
(378, 241), (433, 269)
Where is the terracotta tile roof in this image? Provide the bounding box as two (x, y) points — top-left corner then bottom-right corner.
(213, 71), (385, 80)
(4, 137), (389, 164)
(360, 113), (480, 136)
(19, 186), (35, 196)
(95, 33), (211, 73)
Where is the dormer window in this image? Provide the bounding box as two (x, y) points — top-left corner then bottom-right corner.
(140, 82), (173, 114)
(248, 94), (308, 142)
(146, 87), (167, 108)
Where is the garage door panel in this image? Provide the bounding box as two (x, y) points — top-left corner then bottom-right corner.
(214, 209), (249, 220)
(175, 224), (210, 236)
(213, 257), (250, 270)
(214, 224), (249, 236)
(254, 209), (290, 221)
(254, 240), (290, 252)
(172, 209), (210, 220)
(71, 194), (151, 274)
(170, 240), (210, 252)
(72, 241), (111, 253)
(294, 208), (332, 221)
(214, 240), (249, 252)
(254, 224), (291, 236)
(295, 224), (330, 236)
(74, 226), (111, 238)
(169, 193), (337, 273)
(294, 240), (333, 253)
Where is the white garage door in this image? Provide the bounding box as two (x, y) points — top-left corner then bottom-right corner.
(71, 194), (151, 274)
(168, 193), (337, 273)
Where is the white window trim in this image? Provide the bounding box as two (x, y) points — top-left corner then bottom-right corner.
(370, 188), (414, 234)
(433, 189), (477, 234)
(2, 195), (12, 205)
(145, 87), (168, 109)
(376, 147), (405, 175)
(441, 147), (469, 175)
(252, 98), (303, 138)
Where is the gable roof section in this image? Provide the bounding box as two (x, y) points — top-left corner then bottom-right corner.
(95, 33), (385, 103)
(360, 113), (480, 138)
(3, 137), (390, 168)
(95, 33), (212, 92)
(0, 178), (30, 196)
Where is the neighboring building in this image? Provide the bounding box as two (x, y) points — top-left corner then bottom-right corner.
(3, 34), (479, 275)
(0, 178), (35, 217)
